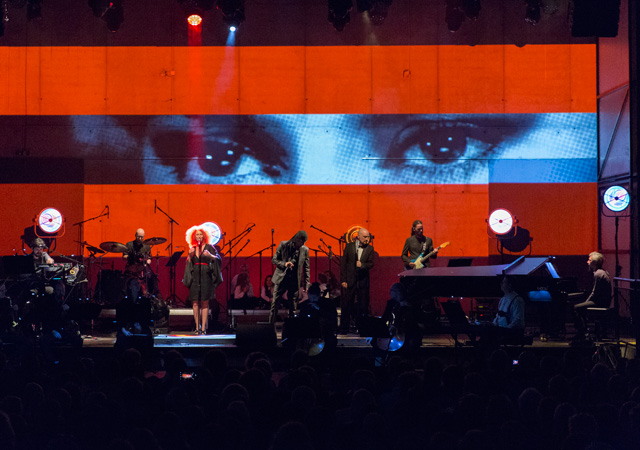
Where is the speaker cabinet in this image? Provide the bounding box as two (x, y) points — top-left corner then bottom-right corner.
(235, 320), (277, 348)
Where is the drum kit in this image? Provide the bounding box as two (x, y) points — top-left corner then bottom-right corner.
(97, 237), (167, 254)
(81, 237), (168, 304)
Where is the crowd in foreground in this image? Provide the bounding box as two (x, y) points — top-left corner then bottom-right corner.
(0, 343), (639, 450)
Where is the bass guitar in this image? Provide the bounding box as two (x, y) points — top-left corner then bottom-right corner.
(411, 241), (450, 269)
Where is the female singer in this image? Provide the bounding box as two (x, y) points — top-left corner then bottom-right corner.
(183, 226), (222, 334)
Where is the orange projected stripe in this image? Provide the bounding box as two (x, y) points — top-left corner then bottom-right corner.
(79, 183), (597, 259)
(0, 45), (595, 116)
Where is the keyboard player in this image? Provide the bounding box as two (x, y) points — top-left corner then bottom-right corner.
(31, 238), (54, 265)
(25, 238), (67, 338)
(468, 276), (526, 346)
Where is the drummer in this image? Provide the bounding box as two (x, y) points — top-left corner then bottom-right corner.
(123, 228), (152, 277)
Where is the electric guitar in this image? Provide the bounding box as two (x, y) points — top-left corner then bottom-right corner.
(411, 241), (450, 269)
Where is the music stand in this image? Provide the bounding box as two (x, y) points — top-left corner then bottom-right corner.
(165, 251), (184, 306)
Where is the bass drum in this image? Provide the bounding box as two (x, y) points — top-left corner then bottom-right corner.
(94, 270), (126, 305)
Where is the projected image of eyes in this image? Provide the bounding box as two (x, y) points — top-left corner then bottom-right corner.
(71, 113), (596, 185)
(371, 117), (522, 184)
(145, 118), (290, 185)
(391, 121), (492, 164)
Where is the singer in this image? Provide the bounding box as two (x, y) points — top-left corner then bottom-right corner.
(183, 226), (223, 334)
(269, 230), (310, 323)
(339, 228), (374, 334)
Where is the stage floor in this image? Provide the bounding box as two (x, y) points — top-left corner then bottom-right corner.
(74, 307), (637, 362)
(79, 329), (637, 354)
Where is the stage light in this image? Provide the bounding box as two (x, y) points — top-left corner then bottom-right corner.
(461, 0), (481, 20)
(26, 0), (41, 21)
(328, 0), (352, 31)
(444, 0), (481, 32)
(487, 209), (515, 235)
(217, 0), (244, 29)
(603, 185), (630, 213)
(187, 14), (202, 26)
(356, 0), (392, 26)
(229, 25), (236, 31)
(487, 209), (533, 254)
(179, 0), (215, 26)
(524, 0), (541, 25)
(88, 0), (124, 32)
(445, 0), (465, 32)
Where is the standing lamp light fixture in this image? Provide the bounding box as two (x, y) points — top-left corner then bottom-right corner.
(601, 185), (631, 282)
(36, 207), (64, 235)
(487, 209), (532, 255)
(602, 185), (630, 213)
(487, 208), (515, 236)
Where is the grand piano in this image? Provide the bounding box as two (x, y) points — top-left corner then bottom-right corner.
(399, 256), (579, 334)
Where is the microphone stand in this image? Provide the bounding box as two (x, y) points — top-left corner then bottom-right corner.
(310, 224), (345, 260)
(221, 227), (252, 300)
(155, 202), (180, 306)
(309, 248), (319, 281)
(222, 238), (250, 325)
(72, 210), (108, 301)
(312, 225), (344, 301)
(246, 244), (275, 299)
(271, 228), (275, 263)
(72, 210), (109, 258)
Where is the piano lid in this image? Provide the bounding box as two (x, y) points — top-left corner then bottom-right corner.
(399, 256), (555, 278)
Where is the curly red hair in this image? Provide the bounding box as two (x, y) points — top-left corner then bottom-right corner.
(185, 226), (213, 247)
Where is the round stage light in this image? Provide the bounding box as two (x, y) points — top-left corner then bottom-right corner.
(187, 14), (202, 26)
(488, 209), (515, 235)
(37, 207), (64, 234)
(603, 185), (630, 212)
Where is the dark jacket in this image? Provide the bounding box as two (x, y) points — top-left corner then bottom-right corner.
(341, 241), (374, 289)
(271, 240), (310, 290)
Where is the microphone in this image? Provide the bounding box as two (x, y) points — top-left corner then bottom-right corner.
(320, 238), (331, 249)
(106, 205), (109, 219)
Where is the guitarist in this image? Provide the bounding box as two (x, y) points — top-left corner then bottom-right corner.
(401, 220), (438, 270)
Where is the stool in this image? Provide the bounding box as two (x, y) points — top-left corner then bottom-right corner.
(585, 307), (616, 342)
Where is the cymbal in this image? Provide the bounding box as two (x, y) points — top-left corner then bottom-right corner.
(143, 237), (167, 246)
(86, 245), (106, 254)
(99, 241), (128, 253)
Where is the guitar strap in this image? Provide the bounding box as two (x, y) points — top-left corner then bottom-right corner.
(421, 242), (427, 253)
